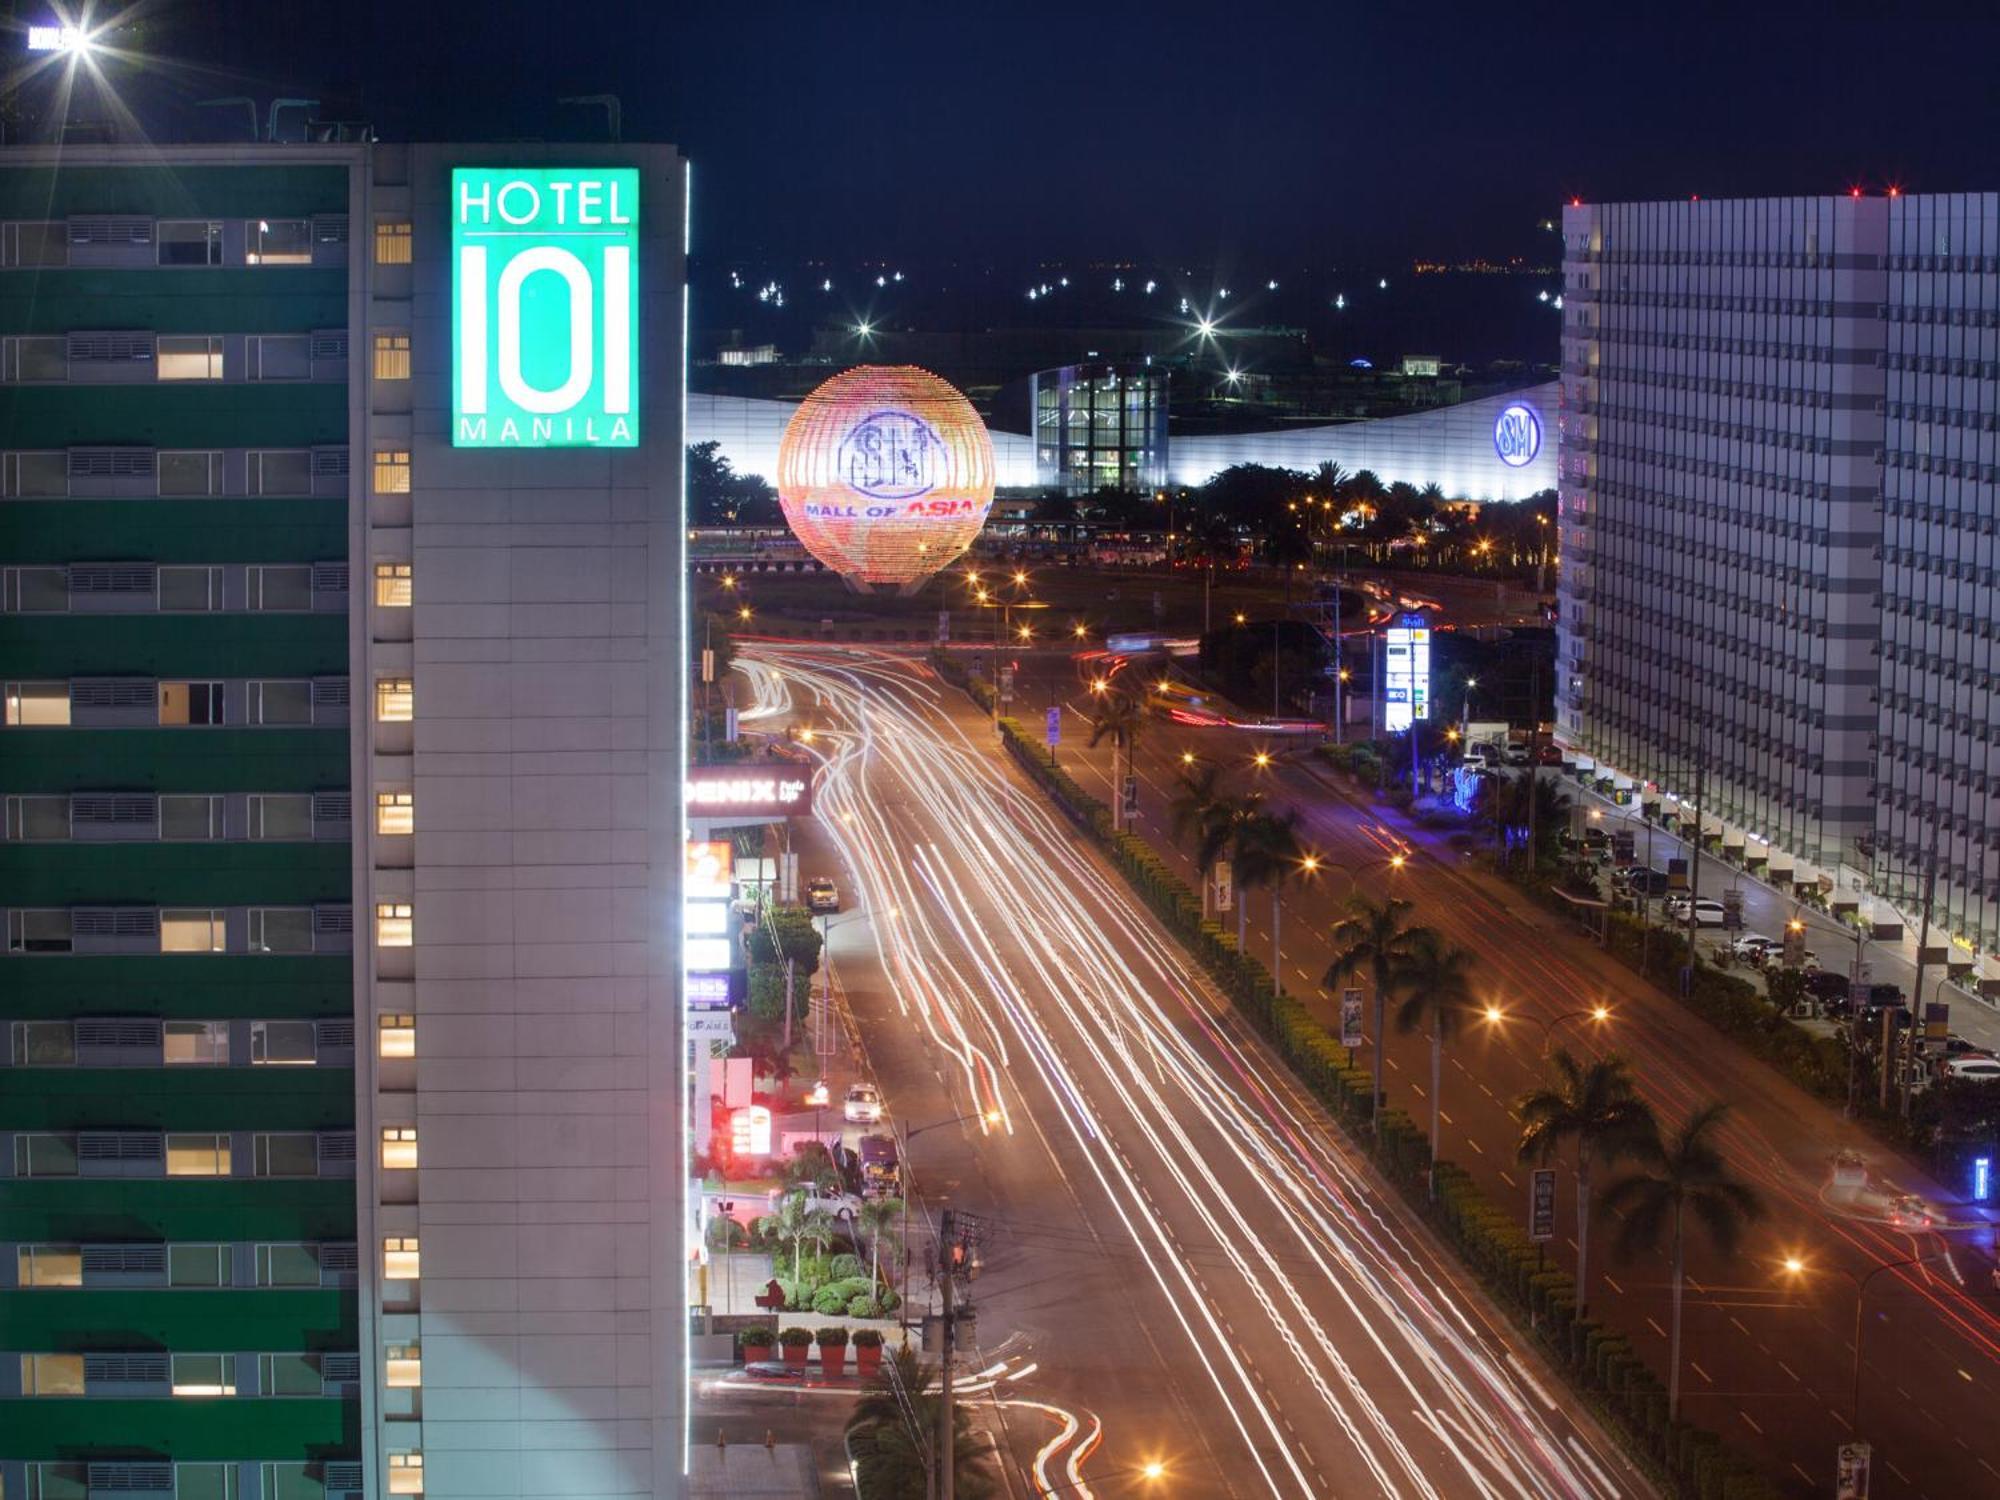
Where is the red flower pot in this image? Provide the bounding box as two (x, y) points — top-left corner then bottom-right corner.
(781, 1343), (811, 1367)
(853, 1344), (883, 1377)
(818, 1346), (848, 1377)
(741, 1343), (772, 1365)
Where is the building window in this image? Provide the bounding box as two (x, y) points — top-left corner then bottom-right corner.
(165, 1132), (232, 1177)
(20, 1353), (85, 1395)
(5, 680), (70, 726)
(157, 220), (222, 266)
(380, 1126), (418, 1170)
(160, 794), (224, 840)
(373, 448), (411, 494)
(375, 677), (414, 723)
(248, 333), (312, 381)
(174, 1464), (239, 1500)
(375, 219), (413, 264)
(253, 1132), (320, 1178)
(247, 564), (313, 611)
(383, 1236), (421, 1280)
(163, 1019), (229, 1066)
(389, 1454), (425, 1496)
(158, 449), (224, 496)
(248, 680), (313, 725)
(157, 335), (224, 381)
(376, 902), (414, 947)
(374, 331), (412, 381)
(3, 449), (68, 496)
(168, 1243), (229, 1287)
(8, 909), (74, 954)
(3, 334), (68, 381)
(158, 565), (223, 612)
(17, 1245), (83, 1287)
(260, 1352), (324, 1397)
(248, 907), (314, 954)
(159, 680), (224, 726)
(248, 794), (314, 840)
(11, 1018), (75, 1064)
(160, 908), (225, 953)
(384, 1341), (422, 1387)
(376, 790), (415, 835)
(248, 449), (311, 496)
(3, 564), (68, 611)
(6, 792), (70, 838)
(248, 219), (312, 266)
(378, 1013), (416, 1058)
(251, 1019), (317, 1064)
(374, 561), (413, 607)
(171, 1352), (236, 1396)
(13, 1133), (78, 1176)
(255, 1243), (321, 1287)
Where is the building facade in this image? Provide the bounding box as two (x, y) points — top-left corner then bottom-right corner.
(0, 141), (688, 1499)
(1029, 361), (1169, 494)
(1558, 192), (2000, 967)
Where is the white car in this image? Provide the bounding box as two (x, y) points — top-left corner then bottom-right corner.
(1731, 933), (1778, 963)
(1941, 1055), (2000, 1085)
(1666, 897), (1727, 927)
(843, 1083), (884, 1125)
(766, 1182), (861, 1220)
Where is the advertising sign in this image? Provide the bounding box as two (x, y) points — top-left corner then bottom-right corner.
(1122, 776), (1139, 817)
(452, 167), (639, 448)
(1721, 888), (1743, 932)
(1494, 402), (1542, 468)
(1529, 1168), (1558, 1242)
(1045, 706), (1061, 747)
(1836, 1442), (1871, 1500)
(685, 840), (734, 900)
(685, 770), (813, 820)
(1666, 857), (1689, 891)
(730, 1105), (773, 1158)
(1612, 831), (1636, 864)
(687, 1011), (735, 1044)
(1383, 614), (1432, 734)
(1339, 988), (1364, 1049)
(1213, 859), (1233, 913)
(687, 972), (732, 1009)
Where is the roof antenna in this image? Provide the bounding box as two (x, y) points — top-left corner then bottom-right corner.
(559, 94), (622, 143)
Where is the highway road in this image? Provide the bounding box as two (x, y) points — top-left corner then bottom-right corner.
(737, 642), (1649, 1500)
(1027, 649), (2000, 1500)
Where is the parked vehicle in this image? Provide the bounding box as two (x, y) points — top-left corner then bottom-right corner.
(1616, 867), (1672, 897)
(1940, 1055), (2000, 1085)
(843, 1083), (884, 1125)
(858, 1133), (900, 1197)
(767, 1182), (862, 1220)
(1502, 742), (1533, 767)
(806, 877), (840, 914)
(1665, 897), (1726, 927)
(1731, 933), (1779, 963)
(1802, 969), (1852, 1004)
(1464, 742), (1504, 770)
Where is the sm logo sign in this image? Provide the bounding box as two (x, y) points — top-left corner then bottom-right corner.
(452, 167), (640, 448)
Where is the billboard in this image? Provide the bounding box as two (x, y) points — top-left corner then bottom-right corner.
(775, 365), (996, 592)
(685, 769), (813, 820)
(1383, 614), (1431, 733)
(685, 840), (734, 899)
(1494, 402), (1542, 468)
(453, 167), (639, 448)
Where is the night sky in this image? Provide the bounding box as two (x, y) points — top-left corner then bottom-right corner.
(121, 0), (2000, 264)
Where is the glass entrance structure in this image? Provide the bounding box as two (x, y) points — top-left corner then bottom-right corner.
(1031, 362), (1168, 495)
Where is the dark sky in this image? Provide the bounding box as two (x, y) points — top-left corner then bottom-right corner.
(125, 0), (2000, 264)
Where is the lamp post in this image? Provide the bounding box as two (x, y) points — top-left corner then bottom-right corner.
(1036, 1462), (1167, 1496)
(895, 1109), (1002, 1330)
(1483, 1002), (1613, 1056)
(1782, 1248), (1952, 1447)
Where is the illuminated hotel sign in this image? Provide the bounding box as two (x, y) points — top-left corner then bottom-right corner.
(1383, 613), (1431, 733)
(452, 167), (639, 448)
(1494, 402), (1542, 468)
(685, 770), (813, 820)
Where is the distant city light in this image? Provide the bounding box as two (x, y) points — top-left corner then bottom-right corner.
(1537, 290), (1550, 303)
(1267, 279), (1278, 290)
(1195, 317), (1217, 338)
(1112, 277), (1124, 292)
(1378, 278), (1389, 290)
(821, 278), (832, 291)
(875, 274), (886, 287)
(1144, 280), (1156, 294)
(1224, 367), (1242, 384)
(1059, 276), (1068, 287)
(1217, 287), (1230, 299)
(1334, 293), (1346, 310)
(853, 321), (873, 337)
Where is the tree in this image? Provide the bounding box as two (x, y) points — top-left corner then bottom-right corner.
(686, 440), (779, 526)
(858, 1197), (903, 1291)
(1231, 807), (1303, 977)
(1602, 1102), (1765, 1420)
(1323, 896), (1427, 1136)
(1169, 765), (1251, 918)
(1088, 690), (1148, 833)
(848, 1345), (997, 1500)
(1515, 1049), (1657, 1316)
(1390, 928), (1479, 1174)
(770, 1189), (836, 1288)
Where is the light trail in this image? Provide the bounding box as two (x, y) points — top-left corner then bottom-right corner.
(739, 644), (1608, 1500)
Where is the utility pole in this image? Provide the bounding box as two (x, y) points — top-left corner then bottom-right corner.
(1331, 573), (1344, 745)
(1524, 664), (1544, 865)
(1902, 847), (1940, 1121)
(932, 1209), (983, 1500)
(1681, 745), (1707, 994)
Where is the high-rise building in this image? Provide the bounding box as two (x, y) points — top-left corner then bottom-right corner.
(1558, 192), (1999, 970)
(1, 140), (689, 1500)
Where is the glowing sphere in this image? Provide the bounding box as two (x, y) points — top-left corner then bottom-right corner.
(776, 365), (995, 592)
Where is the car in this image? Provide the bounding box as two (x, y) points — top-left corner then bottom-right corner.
(1802, 968), (1852, 1003)
(805, 878), (839, 914)
(740, 1360), (807, 1383)
(1464, 742), (1503, 770)
(843, 1083), (884, 1125)
(1944, 1033), (1984, 1057)
(766, 1182), (862, 1220)
(1731, 934), (1779, 963)
(1665, 897), (1727, 927)
(1502, 742), (1533, 767)
(1941, 1055), (2000, 1084)
(1888, 1193), (1934, 1231)
(1581, 827), (1610, 852)
(1536, 743), (1565, 766)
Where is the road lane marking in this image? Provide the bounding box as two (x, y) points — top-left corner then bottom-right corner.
(1728, 1316), (1750, 1337)
(1603, 1276), (1624, 1295)
(1499, 1170), (1517, 1187)
(1690, 1362), (1713, 1385)
(1467, 1139), (1484, 1155)
(1739, 1410), (1762, 1435)
(1646, 1318), (1666, 1338)
(1778, 1361), (1798, 1383)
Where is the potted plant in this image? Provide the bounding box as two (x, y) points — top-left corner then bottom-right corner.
(851, 1327), (884, 1378)
(740, 1326), (774, 1364)
(777, 1327), (815, 1368)
(816, 1325), (849, 1377)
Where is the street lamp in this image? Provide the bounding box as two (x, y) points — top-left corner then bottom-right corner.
(1782, 1248), (1953, 1443)
(1038, 1461), (1168, 1495)
(1482, 1003), (1614, 1055)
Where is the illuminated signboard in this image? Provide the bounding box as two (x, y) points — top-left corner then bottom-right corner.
(685, 770), (813, 820)
(730, 1105), (773, 1157)
(776, 365), (995, 592)
(687, 973), (732, 1009)
(685, 901), (729, 937)
(685, 840), (733, 900)
(1494, 402), (1542, 468)
(1383, 614), (1431, 733)
(452, 167), (639, 448)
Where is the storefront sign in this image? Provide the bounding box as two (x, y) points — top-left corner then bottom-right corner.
(685, 771), (813, 820)
(1494, 402), (1542, 468)
(686, 840), (733, 900)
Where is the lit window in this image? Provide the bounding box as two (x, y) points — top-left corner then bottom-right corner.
(380, 1126), (418, 1170)
(171, 1352), (236, 1396)
(373, 448), (411, 494)
(375, 220), (413, 265)
(388, 1454), (425, 1496)
(384, 1341), (422, 1387)
(378, 1013), (416, 1058)
(255, 1243), (321, 1287)
(375, 790), (414, 835)
(158, 680), (224, 726)
(252, 1019), (318, 1064)
(383, 1236), (421, 1280)
(375, 677), (414, 723)
(160, 908), (226, 953)
(163, 1020), (229, 1066)
(5, 681), (70, 726)
(376, 902), (413, 947)
(247, 219), (312, 266)
(166, 1132), (231, 1177)
(157, 335), (224, 381)
(17, 1245), (82, 1287)
(373, 331), (411, 381)
(374, 561), (413, 607)
(20, 1353), (84, 1395)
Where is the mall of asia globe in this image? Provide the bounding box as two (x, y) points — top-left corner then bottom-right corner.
(776, 364), (996, 591)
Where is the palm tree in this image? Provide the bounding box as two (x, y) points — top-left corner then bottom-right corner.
(1602, 1102), (1765, 1421)
(1087, 689), (1147, 833)
(1390, 928), (1479, 1176)
(1231, 808), (1303, 980)
(858, 1196), (903, 1293)
(1169, 764), (1249, 919)
(848, 1345), (996, 1499)
(771, 1189), (834, 1288)
(1515, 1049), (1657, 1316)
(1322, 895), (1427, 1137)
